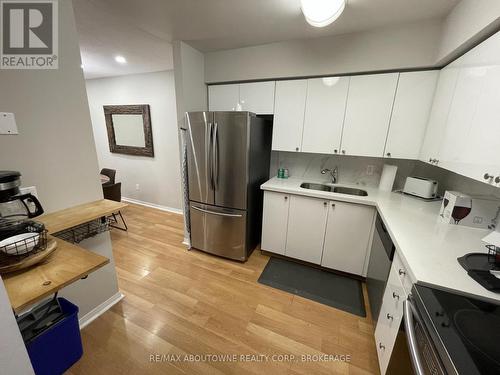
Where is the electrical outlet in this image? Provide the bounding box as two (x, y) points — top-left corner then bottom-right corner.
(366, 165), (374, 176)
(135, 184), (140, 191)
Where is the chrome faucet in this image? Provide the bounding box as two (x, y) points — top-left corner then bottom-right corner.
(321, 166), (338, 184)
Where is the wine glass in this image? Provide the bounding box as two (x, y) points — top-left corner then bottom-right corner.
(440, 198), (449, 218)
(451, 197), (472, 224)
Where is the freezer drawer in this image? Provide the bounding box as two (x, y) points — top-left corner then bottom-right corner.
(189, 202), (247, 261)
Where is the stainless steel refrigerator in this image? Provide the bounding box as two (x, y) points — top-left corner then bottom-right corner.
(185, 111), (272, 261)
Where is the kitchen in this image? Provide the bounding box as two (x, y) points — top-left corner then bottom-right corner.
(1, 0), (500, 374)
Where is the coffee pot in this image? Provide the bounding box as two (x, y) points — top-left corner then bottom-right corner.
(0, 171), (44, 229)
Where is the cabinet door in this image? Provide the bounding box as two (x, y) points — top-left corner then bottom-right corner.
(419, 68), (459, 164)
(301, 77), (349, 154)
(272, 80), (308, 152)
(285, 195), (328, 264)
(321, 201), (375, 276)
(384, 71), (438, 159)
(261, 191), (290, 255)
(208, 84), (239, 111)
(341, 73), (399, 157)
(239, 81), (275, 114)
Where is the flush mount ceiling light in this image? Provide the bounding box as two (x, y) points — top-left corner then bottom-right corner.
(300, 0), (346, 28)
(114, 55), (127, 64)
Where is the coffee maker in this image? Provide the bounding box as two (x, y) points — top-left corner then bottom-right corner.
(0, 171), (44, 241)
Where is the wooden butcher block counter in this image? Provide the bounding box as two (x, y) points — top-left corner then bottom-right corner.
(2, 199), (126, 313)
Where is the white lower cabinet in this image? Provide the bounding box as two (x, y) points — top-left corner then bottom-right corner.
(285, 195), (329, 264)
(321, 201), (375, 276)
(374, 259), (409, 375)
(260, 191), (375, 275)
(261, 191), (290, 255)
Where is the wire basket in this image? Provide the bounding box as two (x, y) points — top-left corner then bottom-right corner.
(0, 221), (47, 260)
(53, 217), (111, 244)
(486, 244), (500, 265)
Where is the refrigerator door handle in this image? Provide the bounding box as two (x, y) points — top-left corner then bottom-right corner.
(213, 121), (219, 190)
(208, 122), (214, 190)
(191, 205), (243, 218)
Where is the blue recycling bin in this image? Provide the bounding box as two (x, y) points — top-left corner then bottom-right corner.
(23, 298), (83, 375)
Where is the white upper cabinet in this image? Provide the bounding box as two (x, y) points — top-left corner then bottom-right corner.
(301, 77), (350, 154)
(384, 71), (438, 159)
(208, 82), (275, 114)
(341, 73), (399, 157)
(419, 68), (459, 164)
(208, 84), (239, 111)
(321, 201), (375, 276)
(239, 81), (275, 114)
(272, 80), (308, 152)
(285, 195), (328, 265)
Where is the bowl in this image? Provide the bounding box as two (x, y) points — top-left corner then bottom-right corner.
(0, 232), (40, 255)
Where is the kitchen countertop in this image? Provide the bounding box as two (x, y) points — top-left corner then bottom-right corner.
(261, 177), (500, 303)
(38, 199), (127, 234)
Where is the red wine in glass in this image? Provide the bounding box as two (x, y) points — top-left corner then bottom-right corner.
(440, 198), (449, 217)
(452, 205), (472, 224)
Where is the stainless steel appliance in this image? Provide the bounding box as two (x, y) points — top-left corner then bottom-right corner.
(387, 284), (500, 375)
(366, 214), (395, 323)
(185, 112), (272, 261)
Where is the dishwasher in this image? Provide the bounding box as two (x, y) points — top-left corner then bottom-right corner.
(366, 213), (395, 324)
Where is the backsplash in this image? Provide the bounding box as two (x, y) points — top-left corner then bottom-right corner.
(270, 151), (500, 199)
(270, 151), (416, 189)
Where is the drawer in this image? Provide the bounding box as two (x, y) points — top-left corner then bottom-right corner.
(393, 251), (413, 295)
(374, 264), (407, 374)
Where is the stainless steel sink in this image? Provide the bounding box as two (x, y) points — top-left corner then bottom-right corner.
(333, 186), (368, 196)
(300, 182), (332, 192)
(300, 182), (368, 196)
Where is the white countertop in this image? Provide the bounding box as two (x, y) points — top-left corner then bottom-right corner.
(261, 177), (500, 303)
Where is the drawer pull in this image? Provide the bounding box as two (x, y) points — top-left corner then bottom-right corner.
(379, 343), (385, 350)
(398, 269), (406, 276)
(386, 313), (394, 321)
(392, 292), (400, 300)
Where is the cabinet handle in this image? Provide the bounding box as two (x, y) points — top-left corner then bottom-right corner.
(386, 152), (391, 157)
(342, 150), (346, 155)
(386, 313), (394, 321)
(331, 203), (335, 208)
(398, 269), (406, 276)
(392, 292), (400, 300)
(323, 202), (327, 207)
(379, 343), (385, 350)
(284, 196), (288, 200)
(295, 147), (299, 152)
(484, 173), (493, 180)
(334, 149), (338, 154)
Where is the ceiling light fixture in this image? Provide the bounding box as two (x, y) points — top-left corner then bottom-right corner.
(301, 0), (346, 28)
(114, 55), (127, 64)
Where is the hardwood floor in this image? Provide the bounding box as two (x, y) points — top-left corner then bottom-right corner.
(67, 203), (380, 375)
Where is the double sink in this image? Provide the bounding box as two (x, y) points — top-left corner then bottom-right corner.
(300, 182), (368, 197)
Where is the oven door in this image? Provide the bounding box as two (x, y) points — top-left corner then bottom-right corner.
(386, 296), (448, 375)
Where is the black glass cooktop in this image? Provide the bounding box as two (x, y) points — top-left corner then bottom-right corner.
(415, 285), (500, 375)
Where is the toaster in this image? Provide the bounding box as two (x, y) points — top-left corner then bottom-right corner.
(403, 176), (438, 199)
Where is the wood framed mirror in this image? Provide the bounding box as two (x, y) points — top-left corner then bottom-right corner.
(103, 104), (154, 157)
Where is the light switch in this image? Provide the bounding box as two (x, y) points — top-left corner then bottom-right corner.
(0, 112), (18, 134)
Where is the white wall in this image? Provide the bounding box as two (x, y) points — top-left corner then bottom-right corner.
(86, 71), (182, 211)
(204, 20), (442, 83)
(437, 0), (500, 64)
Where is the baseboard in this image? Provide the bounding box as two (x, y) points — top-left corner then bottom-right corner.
(79, 292), (124, 329)
(122, 197), (183, 215)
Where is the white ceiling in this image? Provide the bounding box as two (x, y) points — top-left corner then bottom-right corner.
(74, 0), (459, 79)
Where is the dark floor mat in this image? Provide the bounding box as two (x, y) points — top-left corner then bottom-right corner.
(258, 257), (366, 317)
